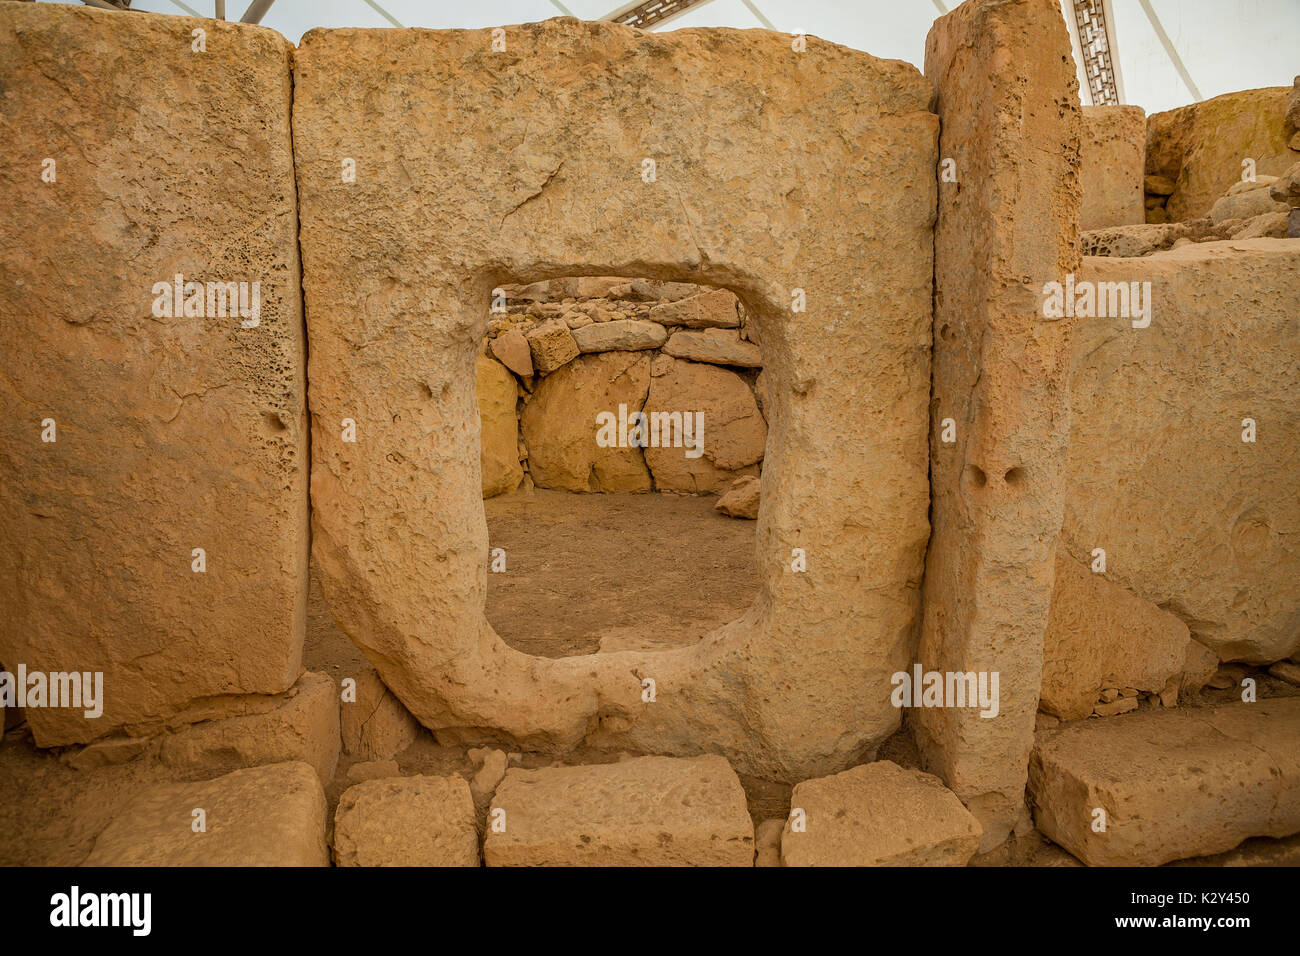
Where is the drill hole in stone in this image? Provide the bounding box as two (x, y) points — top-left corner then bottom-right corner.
(962, 463), (988, 490)
(476, 276), (766, 659)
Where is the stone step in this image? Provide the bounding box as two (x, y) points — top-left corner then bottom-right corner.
(484, 755), (753, 866)
(780, 761), (983, 866)
(83, 762), (328, 866)
(333, 775), (479, 867)
(1029, 698), (1300, 865)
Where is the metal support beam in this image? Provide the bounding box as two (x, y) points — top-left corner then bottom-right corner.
(604, 0), (715, 30)
(739, 0), (775, 30)
(216, 1), (225, 20)
(1137, 0), (1202, 102)
(1068, 0), (1121, 106)
(239, 0), (274, 25)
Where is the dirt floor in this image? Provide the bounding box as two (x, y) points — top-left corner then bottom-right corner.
(305, 487), (759, 667)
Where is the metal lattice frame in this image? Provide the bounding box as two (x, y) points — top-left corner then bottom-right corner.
(1071, 0), (1120, 106)
(605, 0), (713, 30)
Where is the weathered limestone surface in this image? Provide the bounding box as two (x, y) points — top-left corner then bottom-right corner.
(296, 19), (936, 780)
(484, 756), (753, 866)
(781, 761), (982, 866)
(572, 319), (668, 353)
(1081, 105), (1145, 230)
(84, 762), (329, 866)
(520, 351), (652, 493)
(715, 476), (761, 519)
(477, 355), (523, 498)
(663, 328), (762, 367)
(1040, 551), (1190, 720)
(915, 0), (1081, 850)
(152, 670), (340, 783)
(649, 288), (742, 328)
(1209, 178), (1289, 223)
(0, 4), (308, 746)
(1030, 698), (1300, 866)
(333, 775), (479, 867)
(643, 358), (766, 493)
(1146, 87), (1300, 221)
(340, 665), (421, 761)
(1064, 242), (1300, 663)
(60, 671), (340, 784)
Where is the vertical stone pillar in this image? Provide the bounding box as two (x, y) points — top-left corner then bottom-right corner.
(914, 0), (1082, 851)
(0, 5), (308, 745)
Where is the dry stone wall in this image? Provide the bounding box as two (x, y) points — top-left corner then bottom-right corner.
(479, 279), (767, 498)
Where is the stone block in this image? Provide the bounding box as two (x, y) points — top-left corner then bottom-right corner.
(333, 774), (479, 867)
(484, 755), (753, 866)
(1041, 551), (1190, 720)
(1064, 241), (1300, 663)
(1030, 699), (1300, 865)
(781, 761), (982, 866)
(1146, 87), (1300, 221)
(84, 762), (329, 866)
(0, 4), (308, 746)
(915, 0), (1081, 850)
(1081, 105), (1146, 230)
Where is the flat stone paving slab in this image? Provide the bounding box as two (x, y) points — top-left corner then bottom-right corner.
(484, 755), (753, 866)
(1030, 697), (1300, 865)
(781, 760), (982, 866)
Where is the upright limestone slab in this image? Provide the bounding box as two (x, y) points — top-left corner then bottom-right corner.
(1064, 241), (1300, 664)
(294, 19), (937, 780)
(915, 0), (1082, 849)
(1080, 105), (1145, 230)
(0, 5), (308, 745)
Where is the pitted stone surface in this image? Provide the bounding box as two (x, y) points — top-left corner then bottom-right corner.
(84, 762), (328, 867)
(484, 755), (753, 866)
(1081, 105), (1145, 230)
(1064, 241), (1300, 663)
(333, 774), (479, 867)
(781, 761), (982, 867)
(0, 4), (308, 746)
(295, 18), (936, 780)
(914, 0), (1082, 850)
(1030, 698), (1300, 866)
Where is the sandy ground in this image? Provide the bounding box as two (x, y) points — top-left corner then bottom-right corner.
(305, 487), (760, 668)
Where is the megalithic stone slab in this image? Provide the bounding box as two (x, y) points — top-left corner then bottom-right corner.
(914, 0), (1082, 851)
(1029, 698), (1300, 866)
(0, 4), (308, 745)
(1063, 240), (1300, 665)
(294, 19), (936, 781)
(1146, 87), (1300, 221)
(484, 755), (754, 866)
(1080, 105), (1146, 230)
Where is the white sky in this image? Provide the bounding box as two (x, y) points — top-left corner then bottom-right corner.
(39, 0), (1300, 115)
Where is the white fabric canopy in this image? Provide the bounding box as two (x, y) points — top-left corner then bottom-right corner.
(44, 0), (1300, 115)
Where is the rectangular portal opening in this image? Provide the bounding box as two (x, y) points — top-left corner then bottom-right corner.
(477, 275), (767, 659)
